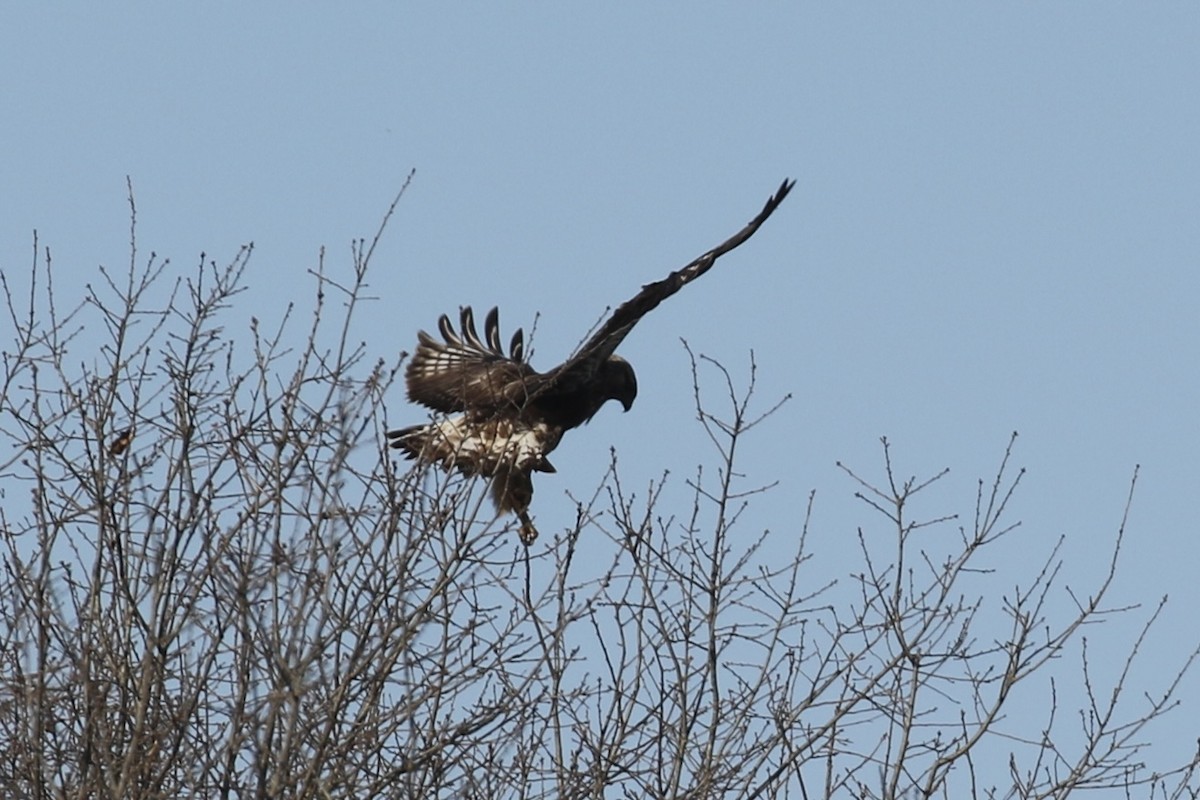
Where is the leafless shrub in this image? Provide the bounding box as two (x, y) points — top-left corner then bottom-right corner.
(2, 183), (1196, 799)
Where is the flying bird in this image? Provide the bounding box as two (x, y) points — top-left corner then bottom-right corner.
(107, 427), (134, 456)
(388, 178), (794, 544)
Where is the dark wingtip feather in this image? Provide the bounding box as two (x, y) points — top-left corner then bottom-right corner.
(438, 313), (458, 344)
(485, 307), (503, 352)
(460, 306), (484, 349)
(510, 328), (524, 362)
(764, 178), (796, 215)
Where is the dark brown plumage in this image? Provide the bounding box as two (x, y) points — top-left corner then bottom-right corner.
(389, 178), (794, 543)
(107, 427), (134, 456)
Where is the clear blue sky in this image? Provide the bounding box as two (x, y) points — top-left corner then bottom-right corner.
(4, 4), (1198, 780)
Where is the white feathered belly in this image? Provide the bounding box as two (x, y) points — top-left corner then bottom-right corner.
(418, 416), (562, 475)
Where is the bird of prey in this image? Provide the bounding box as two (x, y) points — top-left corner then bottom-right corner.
(107, 427), (134, 456)
(389, 178), (794, 544)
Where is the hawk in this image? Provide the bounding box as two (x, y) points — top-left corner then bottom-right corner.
(107, 427), (134, 456)
(388, 178), (794, 543)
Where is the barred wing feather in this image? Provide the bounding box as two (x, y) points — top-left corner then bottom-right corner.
(405, 306), (538, 414)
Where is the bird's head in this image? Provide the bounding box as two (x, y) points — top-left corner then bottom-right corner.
(603, 355), (638, 412)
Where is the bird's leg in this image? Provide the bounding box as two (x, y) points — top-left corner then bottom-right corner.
(517, 510), (539, 545)
(490, 467), (539, 545)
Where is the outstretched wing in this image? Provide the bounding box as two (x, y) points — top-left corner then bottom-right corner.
(406, 306), (540, 413)
(539, 177), (795, 394)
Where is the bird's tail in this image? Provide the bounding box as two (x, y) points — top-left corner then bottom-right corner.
(388, 421), (543, 545)
(386, 418), (480, 476)
(386, 424), (428, 461)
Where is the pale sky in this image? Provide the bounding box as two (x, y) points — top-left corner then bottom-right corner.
(3, 5), (1198, 785)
